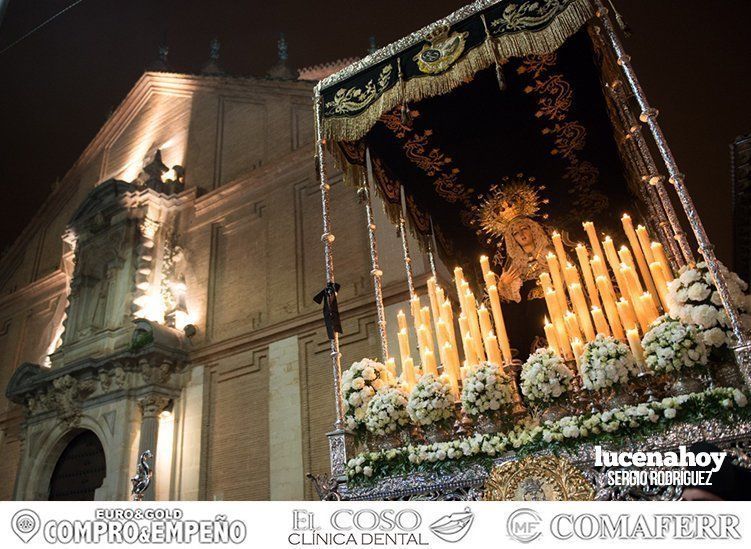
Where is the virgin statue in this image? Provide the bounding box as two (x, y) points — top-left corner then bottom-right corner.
(475, 175), (558, 360)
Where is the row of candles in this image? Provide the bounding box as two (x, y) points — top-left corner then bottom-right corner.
(388, 214), (675, 397)
(393, 263), (515, 399)
(542, 215), (674, 368)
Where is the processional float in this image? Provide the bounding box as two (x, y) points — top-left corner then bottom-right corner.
(310, 0), (751, 501)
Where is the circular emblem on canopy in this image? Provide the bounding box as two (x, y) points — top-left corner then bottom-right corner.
(414, 26), (468, 75)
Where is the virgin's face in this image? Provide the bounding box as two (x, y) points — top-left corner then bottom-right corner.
(512, 225), (534, 248)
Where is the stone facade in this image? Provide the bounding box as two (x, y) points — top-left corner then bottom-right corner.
(0, 71), (434, 500)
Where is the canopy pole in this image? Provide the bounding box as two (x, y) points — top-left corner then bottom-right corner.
(314, 87), (351, 479)
(362, 149), (390, 362)
(607, 77), (687, 269)
(398, 187), (416, 300)
(594, 0), (751, 384)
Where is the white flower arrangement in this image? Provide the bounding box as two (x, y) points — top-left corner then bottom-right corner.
(667, 261), (751, 352)
(520, 348), (575, 404)
(642, 315), (708, 374)
(364, 387), (410, 436)
(345, 386), (749, 483)
(579, 335), (638, 391)
(406, 374), (455, 426)
(460, 362), (513, 417)
(341, 358), (394, 431)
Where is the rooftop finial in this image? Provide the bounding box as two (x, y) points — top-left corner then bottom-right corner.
(368, 36), (377, 54)
(209, 37), (220, 61)
(201, 37), (224, 75)
(278, 32), (288, 62)
(147, 43), (169, 72)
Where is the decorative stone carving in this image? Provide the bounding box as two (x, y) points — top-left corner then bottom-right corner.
(22, 375), (96, 425)
(138, 394), (171, 419)
(139, 358), (174, 385)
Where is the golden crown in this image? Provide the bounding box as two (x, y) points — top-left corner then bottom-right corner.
(475, 174), (549, 238)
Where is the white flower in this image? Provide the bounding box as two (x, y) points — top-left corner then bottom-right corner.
(579, 335), (638, 391)
(664, 408), (676, 419)
(461, 362), (513, 417)
(407, 374), (455, 426)
(687, 282), (711, 302)
(364, 387), (410, 436)
(643, 316), (708, 374)
(341, 358), (393, 431)
(520, 348), (574, 404)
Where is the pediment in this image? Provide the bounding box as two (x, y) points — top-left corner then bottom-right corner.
(5, 362), (45, 402)
(68, 179), (135, 228)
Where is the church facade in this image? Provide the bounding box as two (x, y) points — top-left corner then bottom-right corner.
(0, 67), (431, 500)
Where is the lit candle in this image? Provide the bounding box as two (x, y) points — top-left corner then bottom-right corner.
(427, 277), (442, 334)
(596, 275), (625, 340)
(636, 225), (655, 264)
(464, 291), (487, 362)
(397, 328), (411, 365)
(454, 267), (467, 312)
(622, 215), (659, 300)
(479, 255), (492, 280)
(410, 295), (422, 335)
(603, 236), (628, 294)
(402, 356), (416, 386)
(487, 284), (512, 364)
(583, 221), (605, 264)
(546, 252), (569, 313)
(639, 292), (660, 327)
(420, 307), (436, 354)
(617, 298), (638, 332)
(651, 242), (674, 282)
(423, 349), (438, 376)
(569, 283), (596, 341)
(564, 262), (580, 289)
(458, 314), (471, 348)
(649, 261), (670, 309)
(539, 272), (554, 294)
(575, 243), (601, 309)
(626, 328), (645, 366)
(618, 245), (636, 272)
(551, 231), (568, 273)
(478, 305), (494, 340)
(386, 357), (397, 377)
(462, 333), (479, 366)
(543, 288), (563, 327)
(484, 332), (503, 366)
(591, 306), (610, 337)
(564, 311), (583, 342)
(441, 342), (460, 398)
(397, 309), (409, 333)
(620, 264), (648, 332)
(554, 317), (573, 359)
(440, 299), (459, 350)
(544, 317), (561, 356)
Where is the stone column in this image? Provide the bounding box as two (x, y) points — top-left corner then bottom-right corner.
(137, 394), (169, 501)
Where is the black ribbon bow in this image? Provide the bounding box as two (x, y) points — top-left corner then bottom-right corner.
(313, 282), (343, 339)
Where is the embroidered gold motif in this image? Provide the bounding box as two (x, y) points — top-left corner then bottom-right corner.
(324, 65), (393, 116)
(414, 25), (469, 75)
(491, 0), (573, 33)
(519, 53), (608, 224)
(484, 455), (594, 501)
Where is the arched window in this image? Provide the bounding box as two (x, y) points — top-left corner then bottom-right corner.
(48, 430), (106, 500)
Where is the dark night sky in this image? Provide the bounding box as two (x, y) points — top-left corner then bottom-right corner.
(1, 1), (750, 263)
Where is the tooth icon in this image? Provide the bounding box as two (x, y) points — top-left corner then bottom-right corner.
(430, 507), (474, 543)
(11, 510), (41, 544)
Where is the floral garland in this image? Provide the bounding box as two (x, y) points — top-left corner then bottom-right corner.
(520, 348), (574, 404)
(642, 316), (708, 374)
(667, 261), (751, 357)
(579, 335), (638, 391)
(460, 362), (513, 417)
(407, 374), (455, 427)
(364, 387), (411, 436)
(341, 358), (394, 432)
(345, 386), (749, 483)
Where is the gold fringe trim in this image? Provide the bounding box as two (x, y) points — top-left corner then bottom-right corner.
(322, 0), (594, 143)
